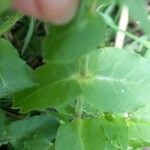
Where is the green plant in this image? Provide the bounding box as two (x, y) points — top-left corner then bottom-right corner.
(1, 0), (150, 149)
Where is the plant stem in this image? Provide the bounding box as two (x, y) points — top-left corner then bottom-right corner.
(80, 56), (88, 78)
(75, 96), (84, 118)
(115, 5), (129, 48)
(76, 56), (88, 118)
(100, 13), (150, 49)
(21, 17), (35, 56)
(105, 1), (116, 15)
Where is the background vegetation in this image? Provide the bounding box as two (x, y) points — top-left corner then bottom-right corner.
(0, 0), (150, 149)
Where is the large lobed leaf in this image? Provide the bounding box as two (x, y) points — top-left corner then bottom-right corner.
(14, 48), (150, 113)
(83, 48), (150, 113)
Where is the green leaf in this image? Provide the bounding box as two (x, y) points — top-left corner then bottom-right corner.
(0, 113), (58, 148)
(0, 38), (34, 98)
(7, 114), (59, 141)
(14, 48), (150, 113)
(0, 11), (23, 35)
(14, 62), (81, 112)
(82, 48), (150, 113)
(130, 106), (150, 122)
(129, 121), (150, 149)
(43, 0), (106, 63)
(13, 134), (52, 150)
(56, 117), (128, 150)
(0, 0), (10, 14)
(9, 114), (59, 150)
(127, 104), (150, 148)
(0, 110), (11, 146)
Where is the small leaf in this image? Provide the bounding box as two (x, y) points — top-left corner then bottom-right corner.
(129, 121), (150, 149)
(56, 117), (128, 150)
(0, 38), (34, 98)
(0, 11), (23, 35)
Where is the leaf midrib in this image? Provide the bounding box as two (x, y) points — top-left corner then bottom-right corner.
(20, 75), (77, 101)
(95, 76), (150, 86)
(76, 120), (85, 150)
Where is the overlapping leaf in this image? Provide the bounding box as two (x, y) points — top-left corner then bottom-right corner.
(56, 118), (128, 150)
(14, 48), (150, 113)
(1, 1), (150, 149)
(13, 62), (81, 111)
(7, 114), (58, 141)
(0, 113), (59, 149)
(0, 38), (34, 98)
(43, 0), (107, 63)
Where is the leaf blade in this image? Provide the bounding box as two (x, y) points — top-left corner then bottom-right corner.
(56, 118), (128, 150)
(0, 38), (34, 98)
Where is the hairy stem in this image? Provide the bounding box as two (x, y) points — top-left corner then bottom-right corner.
(75, 96), (84, 118)
(75, 56), (88, 118)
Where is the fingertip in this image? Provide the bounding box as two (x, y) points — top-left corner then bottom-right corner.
(12, 0), (79, 25)
(12, 0), (39, 18)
